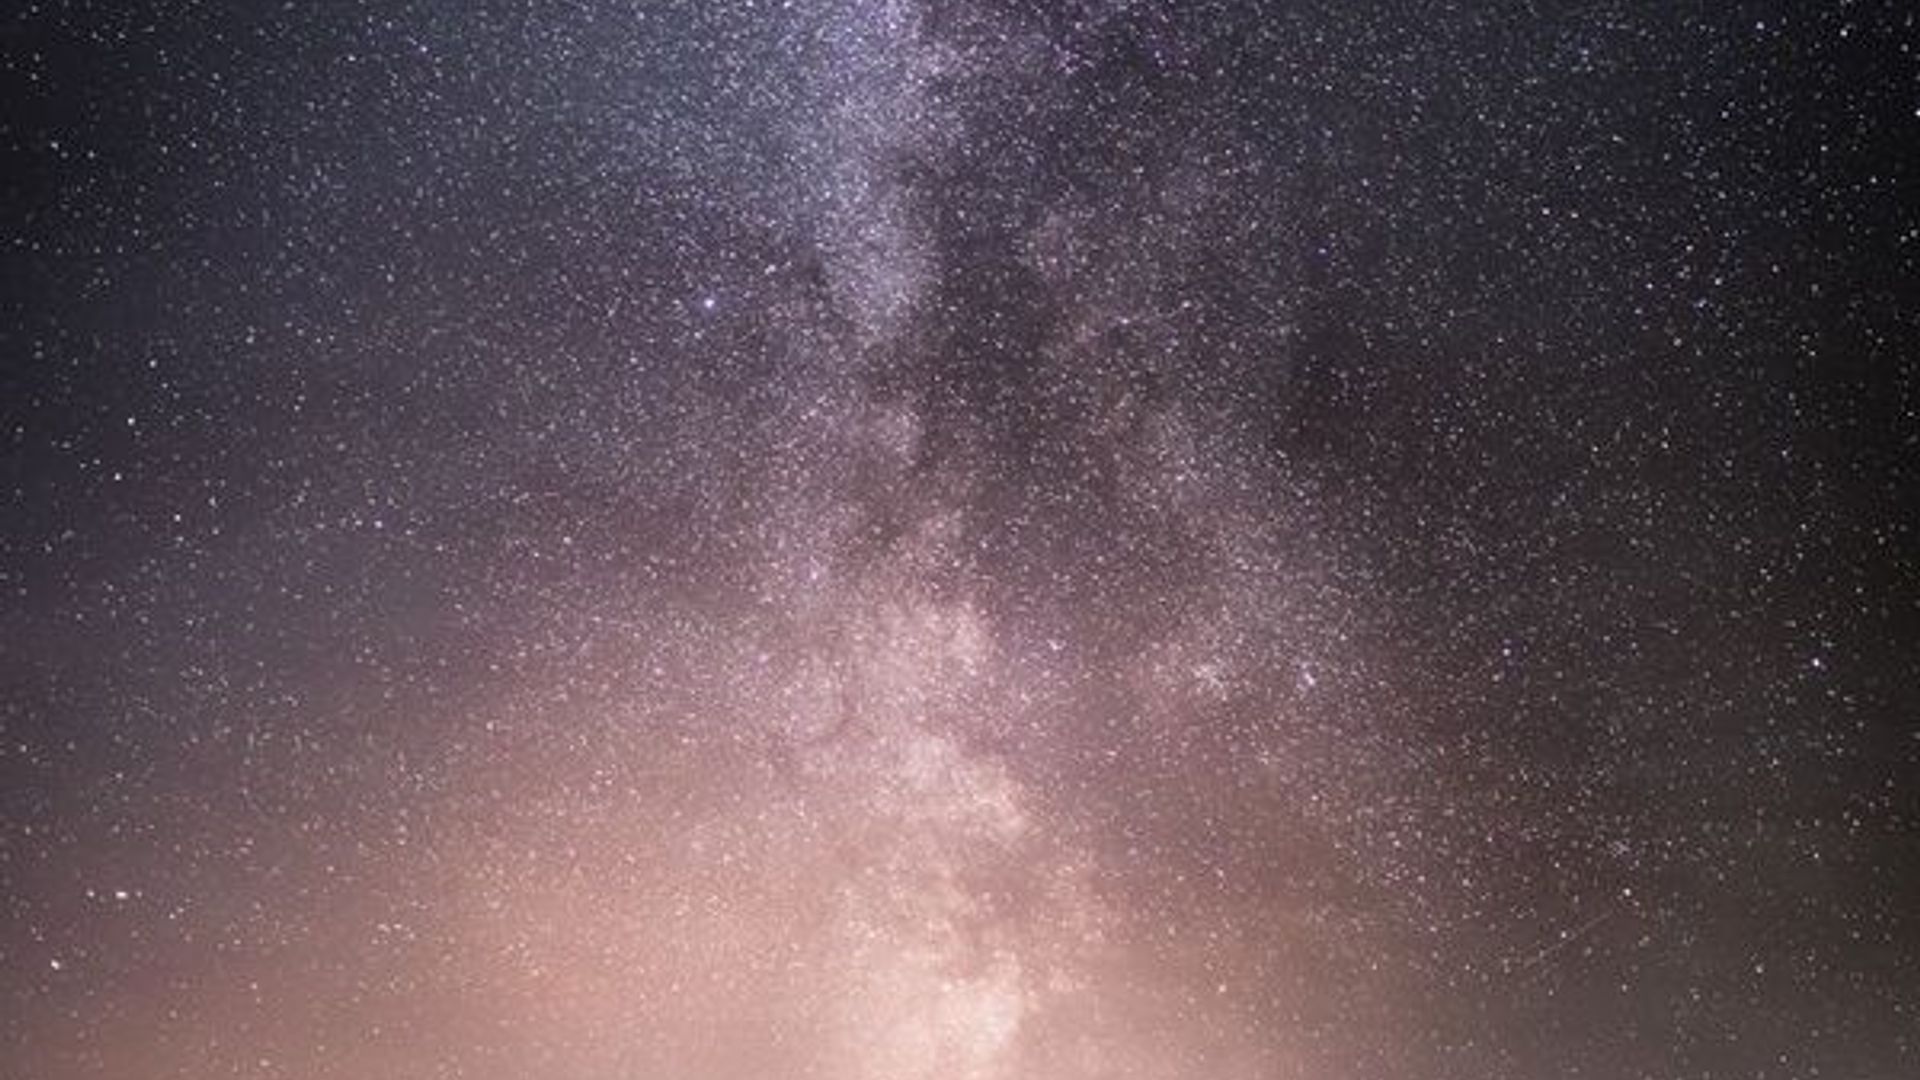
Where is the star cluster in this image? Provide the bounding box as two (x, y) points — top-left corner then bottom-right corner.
(4, 2), (1918, 1078)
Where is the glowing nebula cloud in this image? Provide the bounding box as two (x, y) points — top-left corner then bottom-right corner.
(4, 2), (1914, 1078)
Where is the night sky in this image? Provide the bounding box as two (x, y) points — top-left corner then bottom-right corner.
(4, 3), (1919, 1078)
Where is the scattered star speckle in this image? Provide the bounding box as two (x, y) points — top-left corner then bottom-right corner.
(3, 3), (1918, 1079)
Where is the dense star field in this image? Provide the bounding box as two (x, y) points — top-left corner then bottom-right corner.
(4, 2), (1918, 1078)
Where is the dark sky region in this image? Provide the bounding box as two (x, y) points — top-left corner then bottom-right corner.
(3, 3), (1918, 1078)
